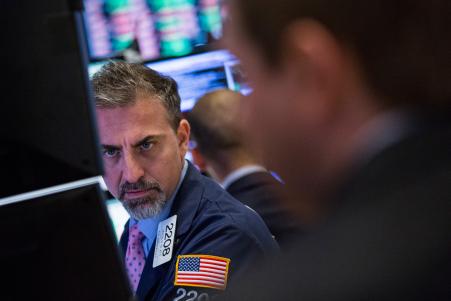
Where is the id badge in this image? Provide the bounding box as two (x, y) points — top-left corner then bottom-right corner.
(153, 215), (177, 268)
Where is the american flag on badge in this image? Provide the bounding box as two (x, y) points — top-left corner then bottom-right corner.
(174, 255), (231, 290)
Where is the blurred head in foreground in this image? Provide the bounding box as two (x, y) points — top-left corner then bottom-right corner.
(224, 0), (451, 217)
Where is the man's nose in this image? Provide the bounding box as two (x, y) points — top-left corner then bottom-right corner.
(122, 153), (145, 183)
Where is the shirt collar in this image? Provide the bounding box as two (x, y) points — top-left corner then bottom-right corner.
(354, 110), (413, 166)
(130, 160), (189, 239)
(221, 165), (267, 189)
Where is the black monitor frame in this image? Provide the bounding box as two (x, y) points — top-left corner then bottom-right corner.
(0, 0), (103, 198)
(0, 180), (132, 301)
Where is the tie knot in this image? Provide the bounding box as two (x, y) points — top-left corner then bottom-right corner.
(129, 224), (144, 243)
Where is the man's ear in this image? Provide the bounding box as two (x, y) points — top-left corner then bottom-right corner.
(281, 19), (349, 122)
(177, 119), (191, 155)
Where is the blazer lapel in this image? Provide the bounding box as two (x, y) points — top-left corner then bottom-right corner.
(119, 220), (130, 260)
(135, 241), (165, 301)
(170, 162), (204, 239)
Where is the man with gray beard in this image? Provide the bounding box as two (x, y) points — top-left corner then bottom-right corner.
(92, 61), (278, 301)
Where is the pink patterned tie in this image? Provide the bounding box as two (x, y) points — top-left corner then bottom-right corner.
(125, 224), (146, 292)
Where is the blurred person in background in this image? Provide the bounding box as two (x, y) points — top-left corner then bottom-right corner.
(187, 89), (301, 245)
(220, 0), (451, 300)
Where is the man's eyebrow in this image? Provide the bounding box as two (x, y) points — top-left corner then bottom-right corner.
(101, 144), (120, 150)
(132, 135), (159, 148)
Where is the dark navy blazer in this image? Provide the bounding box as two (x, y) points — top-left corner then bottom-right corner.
(119, 162), (279, 301)
(226, 171), (302, 245)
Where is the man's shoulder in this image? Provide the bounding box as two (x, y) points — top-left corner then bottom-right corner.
(197, 174), (268, 229)
(227, 171), (283, 203)
(338, 119), (451, 206)
(154, 173), (278, 301)
(233, 170), (280, 187)
(182, 169), (278, 250)
(188, 168), (255, 215)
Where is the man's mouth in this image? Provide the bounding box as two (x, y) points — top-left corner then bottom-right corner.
(123, 187), (158, 199)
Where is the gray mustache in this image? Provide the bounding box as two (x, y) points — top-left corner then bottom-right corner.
(119, 180), (162, 199)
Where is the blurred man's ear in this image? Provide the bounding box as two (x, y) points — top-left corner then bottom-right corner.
(281, 19), (352, 123)
(190, 146), (208, 172)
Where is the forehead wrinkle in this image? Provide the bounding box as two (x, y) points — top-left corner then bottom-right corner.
(97, 98), (172, 147)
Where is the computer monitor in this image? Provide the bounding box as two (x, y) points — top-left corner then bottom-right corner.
(0, 180), (132, 300)
(83, 0), (226, 61)
(0, 0), (103, 198)
(147, 49), (238, 111)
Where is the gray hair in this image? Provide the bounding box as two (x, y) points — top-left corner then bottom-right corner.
(92, 61), (182, 131)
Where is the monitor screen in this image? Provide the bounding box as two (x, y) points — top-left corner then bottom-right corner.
(83, 0), (226, 61)
(147, 49), (237, 111)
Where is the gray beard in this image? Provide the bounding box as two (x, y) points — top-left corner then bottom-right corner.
(120, 191), (166, 220)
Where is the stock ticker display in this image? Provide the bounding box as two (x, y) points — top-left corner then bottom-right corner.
(84, 0), (225, 61)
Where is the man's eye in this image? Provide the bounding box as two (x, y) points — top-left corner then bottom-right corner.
(103, 149), (119, 158)
(141, 141), (153, 150)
